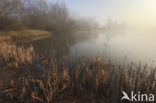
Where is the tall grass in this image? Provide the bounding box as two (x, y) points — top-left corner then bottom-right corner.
(0, 42), (155, 103)
(0, 42), (35, 67)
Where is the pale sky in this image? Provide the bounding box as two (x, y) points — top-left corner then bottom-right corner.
(65, 0), (156, 27)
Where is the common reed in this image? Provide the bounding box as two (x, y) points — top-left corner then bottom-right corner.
(0, 42), (155, 103)
(0, 42), (35, 67)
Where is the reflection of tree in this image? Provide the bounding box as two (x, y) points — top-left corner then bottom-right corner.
(104, 29), (126, 43)
(106, 17), (126, 32)
(74, 31), (99, 42)
(104, 17), (126, 42)
(29, 33), (76, 58)
(23, 30), (101, 58)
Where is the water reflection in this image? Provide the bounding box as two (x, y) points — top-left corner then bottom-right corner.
(70, 29), (156, 66)
(25, 31), (101, 58)
(19, 28), (156, 66)
(31, 35), (74, 58)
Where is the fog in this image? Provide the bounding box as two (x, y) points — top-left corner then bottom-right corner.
(64, 0), (156, 65)
(66, 0), (156, 28)
(1, 0), (156, 65)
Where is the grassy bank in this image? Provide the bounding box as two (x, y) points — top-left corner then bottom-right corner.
(0, 42), (155, 103)
(0, 29), (51, 43)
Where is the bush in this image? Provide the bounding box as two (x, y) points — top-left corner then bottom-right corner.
(0, 16), (23, 30)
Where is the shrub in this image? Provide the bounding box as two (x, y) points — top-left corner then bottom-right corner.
(0, 16), (23, 30)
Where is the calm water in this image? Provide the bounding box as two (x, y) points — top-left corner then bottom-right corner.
(29, 28), (156, 66)
(69, 29), (156, 65)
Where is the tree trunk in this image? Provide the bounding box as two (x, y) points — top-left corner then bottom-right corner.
(16, 0), (22, 24)
(17, 11), (21, 24)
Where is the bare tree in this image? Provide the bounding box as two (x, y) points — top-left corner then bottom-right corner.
(14, 0), (22, 24)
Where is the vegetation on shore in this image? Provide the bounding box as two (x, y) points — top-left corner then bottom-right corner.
(0, 0), (155, 103)
(0, 29), (51, 43)
(0, 42), (155, 103)
(0, 0), (100, 35)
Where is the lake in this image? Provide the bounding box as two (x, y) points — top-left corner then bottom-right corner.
(69, 28), (156, 66)
(29, 28), (156, 66)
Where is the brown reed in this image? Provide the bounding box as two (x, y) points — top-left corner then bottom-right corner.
(0, 42), (155, 103)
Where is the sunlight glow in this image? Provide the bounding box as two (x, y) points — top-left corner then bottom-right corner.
(126, 0), (156, 27)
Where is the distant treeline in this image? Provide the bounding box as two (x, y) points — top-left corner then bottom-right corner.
(0, 0), (99, 33)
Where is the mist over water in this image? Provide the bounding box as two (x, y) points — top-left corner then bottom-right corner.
(25, 22), (156, 66)
(7, 0), (156, 66)
(1, 1), (156, 102)
(65, 0), (156, 66)
(69, 27), (156, 66)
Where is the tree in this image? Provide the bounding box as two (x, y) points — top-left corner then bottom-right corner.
(14, 0), (22, 24)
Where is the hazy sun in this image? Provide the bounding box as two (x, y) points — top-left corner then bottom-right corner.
(126, 0), (156, 27)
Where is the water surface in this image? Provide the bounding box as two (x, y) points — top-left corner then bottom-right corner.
(69, 29), (156, 65)
(28, 28), (156, 66)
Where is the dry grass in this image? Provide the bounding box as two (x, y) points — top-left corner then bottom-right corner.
(0, 29), (51, 43)
(0, 42), (35, 67)
(0, 43), (155, 103)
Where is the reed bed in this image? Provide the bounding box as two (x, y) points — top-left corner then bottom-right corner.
(0, 42), (35, 67)
(0, 43), (156, 103)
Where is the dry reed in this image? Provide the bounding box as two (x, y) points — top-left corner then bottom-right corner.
(0, 43), (155, 103)
(0, 42), (35, 67)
